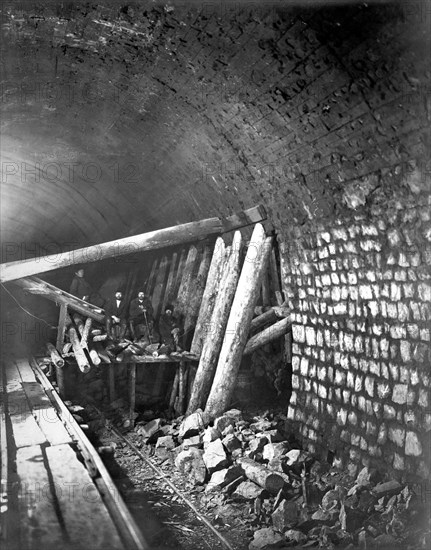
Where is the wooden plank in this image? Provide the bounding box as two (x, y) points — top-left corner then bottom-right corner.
(16, 446), (64, 550)
(145, 256), (160, 296)
(269, 248), (281, 296)
(20, 382), (72, 446)
(45, 444), (125, 550)
(126, 353), (199, 363)
(10, 413), (47, 448)
(183, 243), (213, 346)
(176, 245), (200, 343)
(0, 365), (9, 544)
(171, 247), (187, 303)
(109, 363), (116, 402)
(56, 303), (68, 351)
(205, 227), (273, 419)
(129, 364), (136, 423)
(152, 255), (169, 319)
(161, 251), (178, 312)
(30, 360), (150, 550)
(1, 206), (266, 282)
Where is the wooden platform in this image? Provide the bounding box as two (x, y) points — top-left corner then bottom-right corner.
(0, 357), (147, 550)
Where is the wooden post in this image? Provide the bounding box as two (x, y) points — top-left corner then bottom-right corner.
(72, 314), (101, 365)
(81, 318), (93, 347)
(186, 231), (242, 414)
(145, 256), (160, 297)
(261, 271), (271, 307)
(169, 367), (179, 410)
(250, 306), (290, 333)
(129, 363), (136, 424)
(56, 303), (69, 352)
(175, 245), (199, 329)
(190, 237), (226, 355)
(172, 248), (187, 300)
(152, 256), (169, 319)
(243, 316), (292, 356)
(68, 326), (91, 374)
(183, 243), (212, 344)
(109, 363), (116, 402)
(47, 342), (65, 368)
(55, 365), (66, 398)
(1, 206), (267, 282)
(161, 252), (178, 312)
(176, 362), (186, 415)
(269, 248), (281, 296)
(204, 226), (272, 419)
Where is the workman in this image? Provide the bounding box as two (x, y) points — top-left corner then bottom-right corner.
(129, 290), (154, 342)
(105, 290), (128, 340)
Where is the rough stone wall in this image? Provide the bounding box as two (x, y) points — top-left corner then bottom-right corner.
(282, 184), (431, 479)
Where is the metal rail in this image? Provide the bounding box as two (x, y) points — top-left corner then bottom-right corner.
(103, 417), (236, 550)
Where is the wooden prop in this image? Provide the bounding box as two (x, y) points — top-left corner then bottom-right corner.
(204, 226), (272, 419)
(250, 305), (290, 333)
(186, 231), (241, 414)
(190, 237), (225, 355)
(47, 342), (64, 368)
(68, 326), (91, 374)
(161, 252), (178, 312)
(237, 457), (287, 495)
(183, 243), (212, 343)
(243, 316), (292, 356)
(1, 206), (266, 282)
(152, 256), (169, 319)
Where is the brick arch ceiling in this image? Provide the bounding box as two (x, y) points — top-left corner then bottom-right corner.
(1, 1), (429, 256)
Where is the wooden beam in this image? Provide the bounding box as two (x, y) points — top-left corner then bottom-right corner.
(187, 231), (242, 414)
(243, 316), (293, 356)
(0, 206), (267, 282)
(56, 303), (69, 351)
(250, 305), (290, 333)
(204, 226), (272, 419)
(13, 277), (105, 323)
(190, 237), (226, 355)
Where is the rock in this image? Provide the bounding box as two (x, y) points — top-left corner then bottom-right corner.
(214, 415), (236, 434)
(202, 426), (221, 445)
(224, 408), (242, 422)
(343, 506), (366, 533)
(271, 499), (299, 532)
(284, 529), (307, 544)
(356, 466), (371, 486)
(322, 486), (346, 510)
(248, 527), (284, 550)
(182, 434), (203, 449)
(249, 436), (269, 454)
(155, 435), (175, 450)
(233, 481), (264, 500)
(203, 439), (228, 473)
(311, 507), (337, 523)
(372, 480), (402, 498)
(221, 424), (235, 437)
(175, 448), (207, 485)
(205, 465), (244, 493)
(262, 442), (289, 461)
(268, 458), (284, 472)
(222, 434), (242, 453)
(370, 534), (401, 549)
(285, 449), (303, 465)
(179, 410), (206, 439)
(249, 419), (273, 432)
(138, 418), (163, 439)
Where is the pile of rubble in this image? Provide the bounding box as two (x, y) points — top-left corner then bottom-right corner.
(133, 409), (429, 550)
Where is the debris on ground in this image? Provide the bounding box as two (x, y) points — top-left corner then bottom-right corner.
(64, 401), (431, 550)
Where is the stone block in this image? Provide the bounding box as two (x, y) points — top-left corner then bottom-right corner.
(365, 376), (375, 397)
(359, 285), (373, 300)
(405, 432), (422, 456)
(389, 427), (405, 447)
(383, 405), (396, 419)
(393, 384), (408, 404)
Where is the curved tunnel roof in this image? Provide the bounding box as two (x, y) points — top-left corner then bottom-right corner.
(1, 1), (429, 259)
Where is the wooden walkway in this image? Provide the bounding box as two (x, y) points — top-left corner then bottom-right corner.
(0, 357), (148, 550)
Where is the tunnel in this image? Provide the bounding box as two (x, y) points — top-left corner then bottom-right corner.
(1, 1), (430, 549)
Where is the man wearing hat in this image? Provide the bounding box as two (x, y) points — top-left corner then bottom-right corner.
(158, 303), (182, 354)
(129, 290), (154, 342)
(69, 268), (92, 301)
(105, 290), (128, 340)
